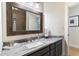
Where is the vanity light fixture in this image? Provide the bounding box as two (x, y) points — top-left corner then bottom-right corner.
(28, 2), (40, 9)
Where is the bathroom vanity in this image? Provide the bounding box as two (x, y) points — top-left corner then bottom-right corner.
(1, 37), (63, 56)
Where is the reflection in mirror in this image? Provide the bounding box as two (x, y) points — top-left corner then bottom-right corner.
(26, 12), (40, 31)
(12, 6), (41, 32)
(12, 6), (26, 32)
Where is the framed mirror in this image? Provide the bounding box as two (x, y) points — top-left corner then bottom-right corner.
(6, 2), (43, 36)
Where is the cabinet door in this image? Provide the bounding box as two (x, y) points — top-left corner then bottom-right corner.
(55, 40), (62, 56)
(49, 43), (56, 56)
(50, 40), (62, 56)
(50, 49), (56, 56)
(57, 45), (62, 56)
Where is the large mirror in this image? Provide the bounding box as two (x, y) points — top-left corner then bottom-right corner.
(6, 2), (43, 36)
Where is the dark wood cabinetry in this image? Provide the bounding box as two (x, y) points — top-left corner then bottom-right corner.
(23, 40), (62, 56)
(56, 40), (62, 56)
(50, 43), (56, 56)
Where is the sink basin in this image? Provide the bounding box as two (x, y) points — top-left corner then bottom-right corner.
(2, 46), (12, 50)
(25, 41), (43, 49)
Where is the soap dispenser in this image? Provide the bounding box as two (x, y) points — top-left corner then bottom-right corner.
(44, 28), (51, 38)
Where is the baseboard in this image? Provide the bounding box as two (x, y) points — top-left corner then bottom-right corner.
(69, 44), (79, 48)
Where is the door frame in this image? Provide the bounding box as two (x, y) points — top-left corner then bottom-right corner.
(67, 2), (79, 56)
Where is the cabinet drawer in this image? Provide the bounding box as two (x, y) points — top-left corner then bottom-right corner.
(56, 40), (62, 46)
(50, 43), (55, 50)
(28, 46), (49, 56)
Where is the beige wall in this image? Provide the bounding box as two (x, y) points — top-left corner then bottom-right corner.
(43, 2), (65, 36)
(69, 3), (79, 48)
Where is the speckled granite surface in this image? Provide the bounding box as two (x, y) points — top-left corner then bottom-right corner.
(1, 37), (63, 56)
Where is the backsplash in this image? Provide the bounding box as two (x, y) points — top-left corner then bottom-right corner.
(3, 35), (64, 47)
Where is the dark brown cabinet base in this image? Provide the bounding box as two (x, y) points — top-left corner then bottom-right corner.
(23, 40), (62, 56)
(50, 40), (62, 56)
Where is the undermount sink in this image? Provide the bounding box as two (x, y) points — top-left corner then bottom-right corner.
(2, 46), (12, 50)
(25, 41), (44, 49)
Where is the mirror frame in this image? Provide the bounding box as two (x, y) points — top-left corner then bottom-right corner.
(6, 2), (43, 36)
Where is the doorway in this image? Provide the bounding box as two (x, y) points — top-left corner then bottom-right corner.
(68, 3), (79, 56)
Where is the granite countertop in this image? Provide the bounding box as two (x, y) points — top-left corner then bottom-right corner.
(1, 37), (63, 56)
